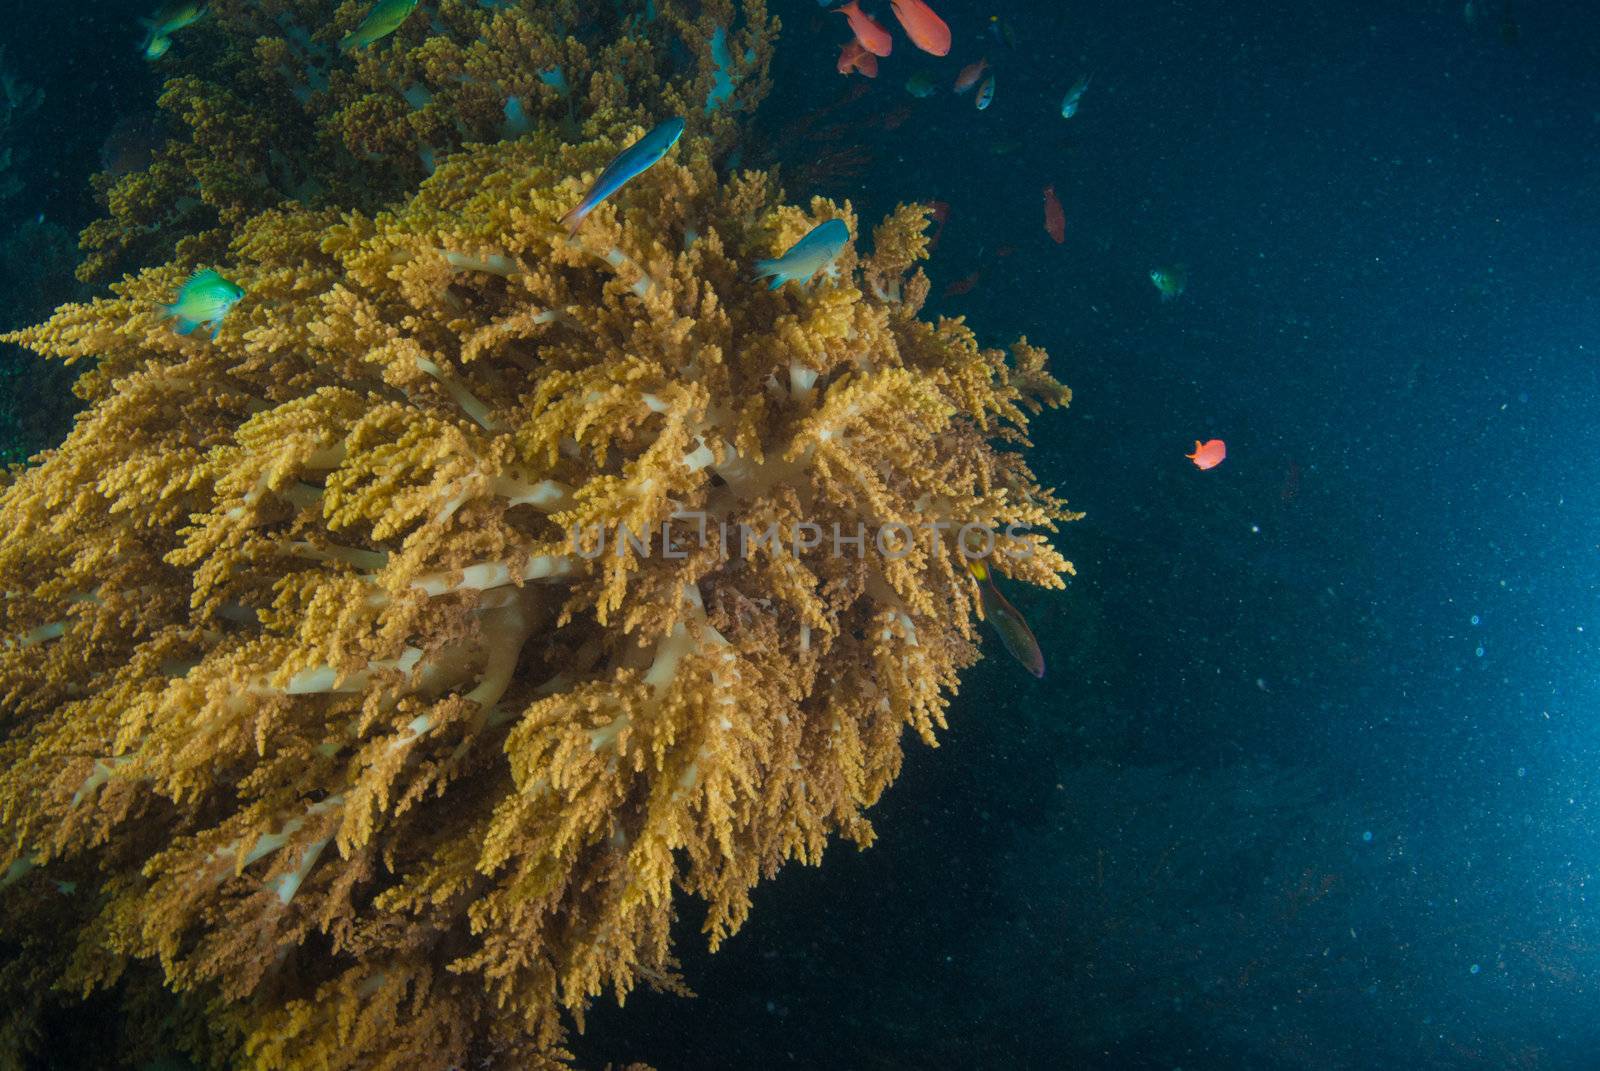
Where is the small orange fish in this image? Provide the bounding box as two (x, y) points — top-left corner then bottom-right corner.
(927, 200), (950, 250)
(953, 57), (988, 93)
(835, 1), (893, 57)
(880, 103), (913, 130)
(942, 271), (981, 297)
(889, 0), (950, 56)
(1043, 185), (1065, 244)
(1187, 438), (1226, 470)
(1280, 458), (1300, 504)
(837, 39), (878, 77)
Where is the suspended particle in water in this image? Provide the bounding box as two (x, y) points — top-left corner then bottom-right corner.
(1470, 614), (1480, 625)
(1361, 830), (1373, 842)
(1470, 963), (1481, 975)
(1475, 646), (1485, 658)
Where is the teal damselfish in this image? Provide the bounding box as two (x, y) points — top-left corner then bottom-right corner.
(339, 0), (418, 52)
(752, 219), (851, 289)
(560, 118), (686, 235)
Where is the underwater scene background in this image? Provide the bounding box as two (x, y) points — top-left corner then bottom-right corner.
(1, 0), (1598, 1068)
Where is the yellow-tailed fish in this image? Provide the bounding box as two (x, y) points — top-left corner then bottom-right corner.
(339, 0), (418, 52)
(161, 269), (244, 338)
(559, 118), (685, 235)
(752, 219), (850, 289)
(969, 559), (1045, 678)
(975, 74), (995, 111)
(139, 0), (206, 60)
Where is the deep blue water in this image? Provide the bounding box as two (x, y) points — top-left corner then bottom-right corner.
(3, 0), (1600, 1067)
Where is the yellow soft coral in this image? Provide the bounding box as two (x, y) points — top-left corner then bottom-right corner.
(80, 0), (777, 281)
(0, 126), (1075, 1068)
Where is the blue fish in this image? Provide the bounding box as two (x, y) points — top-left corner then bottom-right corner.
(1059, 73), (1092, 118)
(753, 219), (851, 289)
(560, 118), (685, 235)
(161, 269), (244, 338)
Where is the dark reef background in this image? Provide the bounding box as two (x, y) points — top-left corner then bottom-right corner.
(4, 0), (1600, 1067)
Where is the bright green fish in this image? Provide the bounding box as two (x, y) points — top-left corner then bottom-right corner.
(1150, 265), (1187, 301)
(969, 559), (1044, 678)
(339, 0), (418, 52)
(139, 0), (206, 60)
(162, 269), (244, 338)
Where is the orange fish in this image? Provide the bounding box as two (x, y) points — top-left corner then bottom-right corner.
(942, 271), (981, 296)
(889, 0), (950, 56)
(953, 57), (988, 93)
(927, 200), (950, 250)
(835, 1), (893, 57)
(1187, 439), (1226, 470)
(880, 103), (913, 130)
(1280, 458), (1300, 504)
(1043, 185), (1065, 244)
(837, 39), (878, 77)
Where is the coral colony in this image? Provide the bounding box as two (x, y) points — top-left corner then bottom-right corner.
(0, 1), (1076, 1066)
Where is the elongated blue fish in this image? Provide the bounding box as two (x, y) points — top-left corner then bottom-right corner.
(162, 269), (244, 338)
(560, 118), (686, 235)
(752, 219), (850, 289)
(339, 0), (418, 52)
(969, 559), (1045, 678)
(1060, 72), (1092, 118)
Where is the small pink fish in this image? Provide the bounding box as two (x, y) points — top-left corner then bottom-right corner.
(1187, 439), (1226, 470)
(942, 271), (980, 297)
(837, 39), (878, 77)
(927, 200), (950, 250)
(835, 1), (893, 57)
(953, 57), (988, 94)
(1043, 185), (1064, 244)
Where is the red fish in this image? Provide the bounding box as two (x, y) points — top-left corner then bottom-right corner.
(1043, 185), (1065, 243)
(1187, 439), (1226, 470)
(880, 103), (914, 130)
(953, 57), (988, 94)
(927, 200), (950, 250)
(889, 0), (950, 56)
(835, 1), (893, 57)
(942, 271), (981, 296)
(836, 39), (878, 77)
(1280, 458), (1300, 503)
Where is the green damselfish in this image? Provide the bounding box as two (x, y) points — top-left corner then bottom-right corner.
(339, 0), (418, 51)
